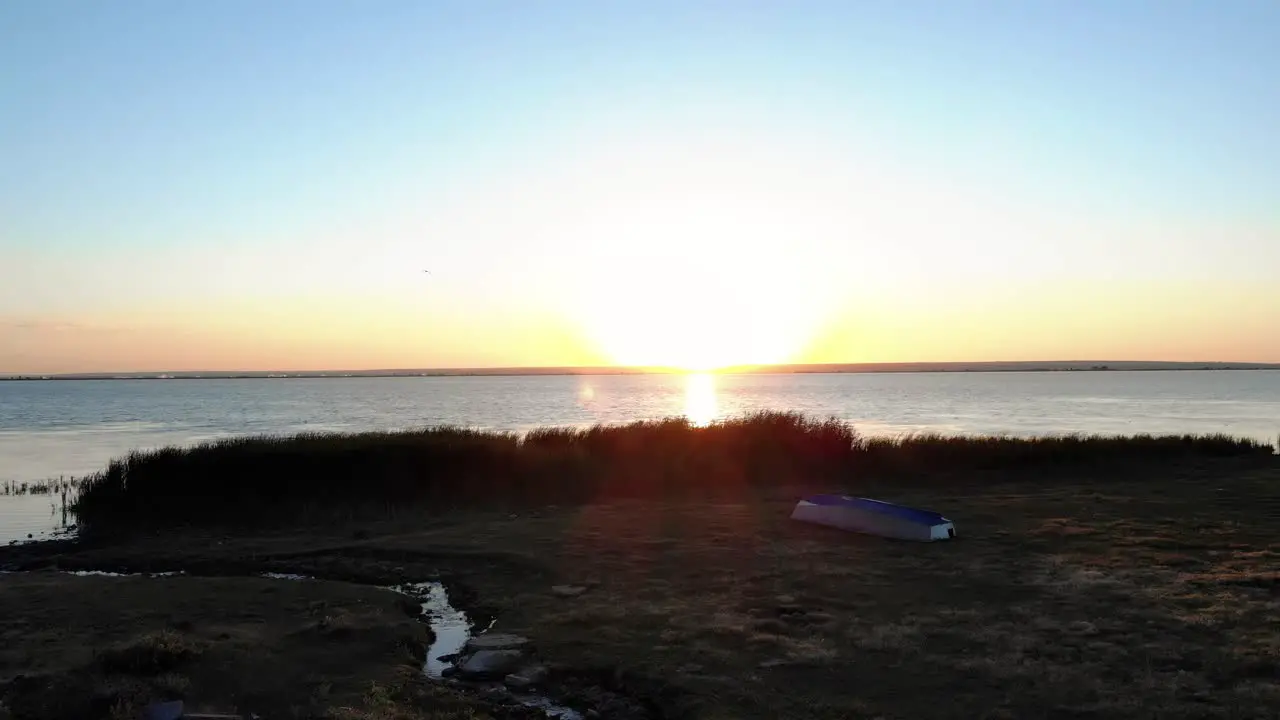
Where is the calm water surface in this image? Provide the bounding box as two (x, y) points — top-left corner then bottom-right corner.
(2, 371), (1278, 542)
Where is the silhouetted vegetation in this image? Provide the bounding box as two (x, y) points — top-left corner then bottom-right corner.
(70, 412), (1275, 533)
(1, 477), (83, 497)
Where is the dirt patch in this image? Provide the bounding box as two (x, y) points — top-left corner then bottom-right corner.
(0, 573), (432, 719)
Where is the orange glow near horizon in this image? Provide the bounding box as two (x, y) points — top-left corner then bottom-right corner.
(6, 282), (1280, 375)
(5, 129), (1280, 376)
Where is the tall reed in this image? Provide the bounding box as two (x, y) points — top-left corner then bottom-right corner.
(69, 412), (1274, 533)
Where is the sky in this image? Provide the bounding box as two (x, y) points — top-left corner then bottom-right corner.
(2, 1), (1278, 373)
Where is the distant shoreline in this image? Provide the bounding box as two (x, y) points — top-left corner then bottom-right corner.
(4, 361), (1280, 381)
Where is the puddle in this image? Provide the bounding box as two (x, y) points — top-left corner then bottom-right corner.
(69, 570), (185, 578)
(260, 572), (312, 581)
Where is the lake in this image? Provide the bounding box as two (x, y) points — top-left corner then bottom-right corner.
(2, 370), (1278, 542)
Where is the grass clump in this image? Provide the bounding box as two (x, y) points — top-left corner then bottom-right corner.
(97, 630), (203, 676)
(70, 411), (1274, 533)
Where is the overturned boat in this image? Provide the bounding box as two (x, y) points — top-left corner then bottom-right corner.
(791, 494), (955, 541)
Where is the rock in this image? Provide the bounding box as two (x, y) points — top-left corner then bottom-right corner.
(465, 633), (531, 652)
(143, 700), (184, 720)
(551, 584), (588, 598)
(759, 658), (788, 668)
(504, 664), (549, 690)
(503, 674), (533, 691)
(596, 698), (646, 720)
(457, 649), (527, 679)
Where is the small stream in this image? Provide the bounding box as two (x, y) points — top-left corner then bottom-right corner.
(393, 580), (583, 719)
(245, 574), (580, 715)
(2, 568), (586, 718)
(388, 581), (470, 678)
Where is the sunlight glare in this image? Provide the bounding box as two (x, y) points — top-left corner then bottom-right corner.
(559, 131), (847, 370)
(683, 372), (719, 427)
(578, 381), (596, 407)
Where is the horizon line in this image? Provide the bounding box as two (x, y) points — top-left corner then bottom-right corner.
(5, 359), (1280, 379)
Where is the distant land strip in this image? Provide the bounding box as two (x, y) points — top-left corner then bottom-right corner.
(4, 361), (1280, 380)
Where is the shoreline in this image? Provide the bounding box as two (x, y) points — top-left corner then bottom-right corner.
(62, 413), (1279, 536)
(5, 415), (1274, 509)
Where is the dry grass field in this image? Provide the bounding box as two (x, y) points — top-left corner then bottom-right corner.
(3, 462), (1276, 719)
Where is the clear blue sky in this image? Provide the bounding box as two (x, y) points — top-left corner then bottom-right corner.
(3, 1), (1278, 372)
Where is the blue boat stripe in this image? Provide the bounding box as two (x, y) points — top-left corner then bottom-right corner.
(801, 494), (948, 524)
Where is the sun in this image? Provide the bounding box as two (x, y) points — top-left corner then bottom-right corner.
(554, 134), (846, 371)
(571, 249), (818, 370)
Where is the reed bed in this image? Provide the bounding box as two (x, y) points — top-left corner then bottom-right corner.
(1, 477), (86, 497)
(69, 412), (1274, 532)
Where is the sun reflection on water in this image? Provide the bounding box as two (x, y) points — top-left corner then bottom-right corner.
(683, 373), (719, 427)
